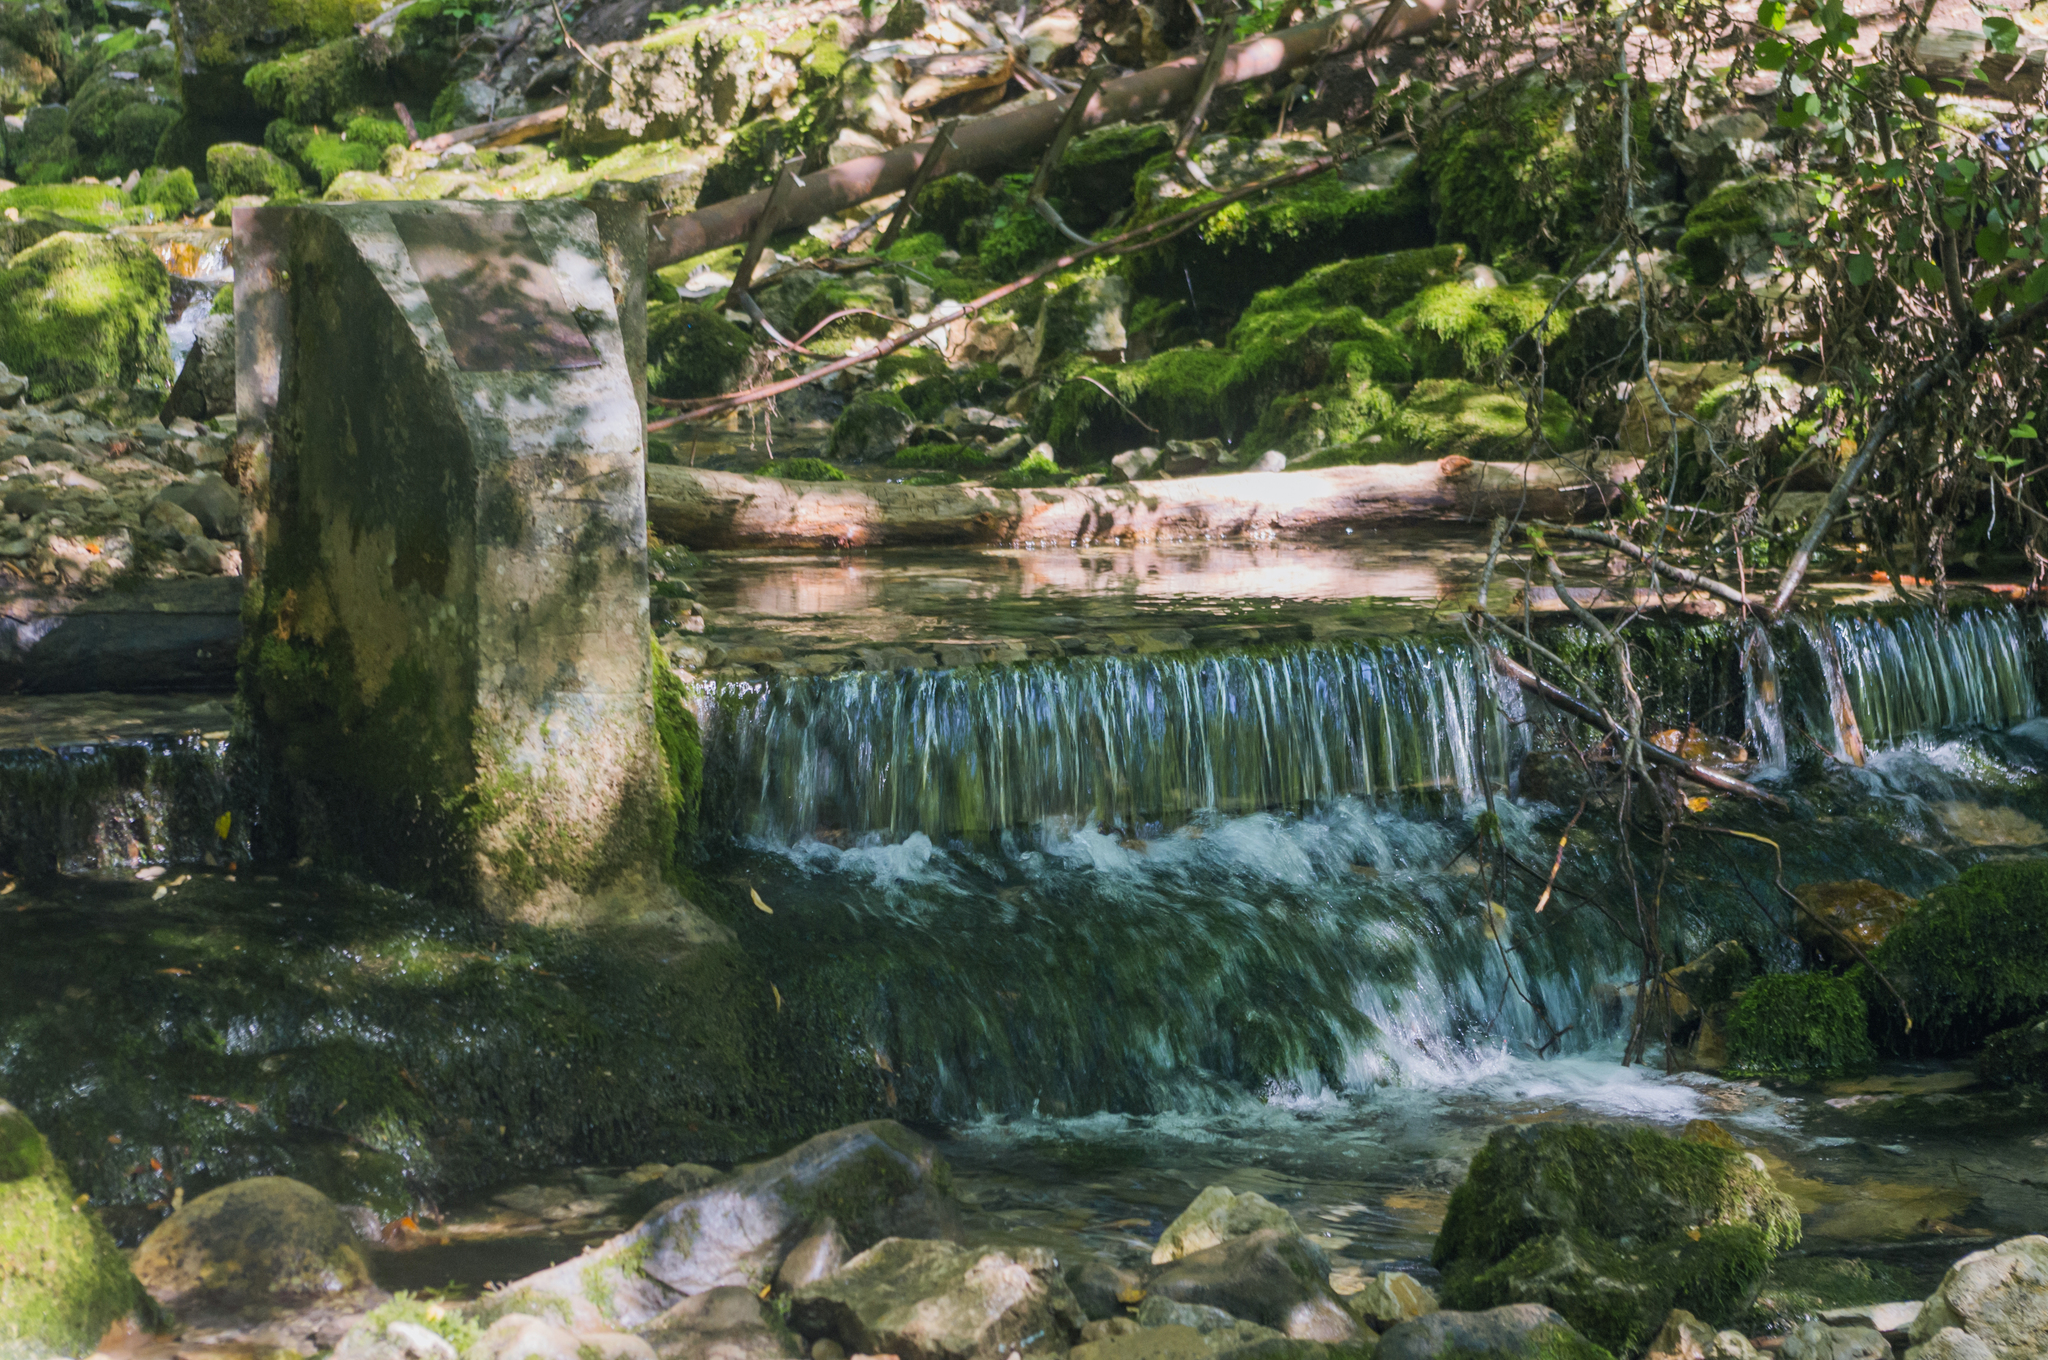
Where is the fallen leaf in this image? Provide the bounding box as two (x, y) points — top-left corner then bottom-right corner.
(1686, 796), (1712, 813)
(215, 812), (232, 839)
(750, 887), (773, 914)
(152, 886), (168, 901)
(0, 882), (14, 896)
(772, 983), (783, 1012)
(156, 968), (189, 977)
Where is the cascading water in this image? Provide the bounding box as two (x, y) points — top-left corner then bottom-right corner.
(1740, 624), (1789, 775)
(1812, 605), (2039, 749)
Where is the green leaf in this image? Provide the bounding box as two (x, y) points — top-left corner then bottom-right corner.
(1846, 253), (1876, 285)
(2013, 424), (2039, 439)
(1903, 74), (1933, 98)
(1977, 225), (2010, 263)
(1915, 258), (1947, 291)
(1759, 0), (1789, 30)
(1756, 37), (1793, 69)
(1984, 15), (2021, 53)
(2024, 267), (2048, 304)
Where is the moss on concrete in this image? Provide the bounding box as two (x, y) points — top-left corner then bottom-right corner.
(0, 1101), (155, 1360)
(205, 140), (303, 197)
(648, 299), (754, 401)
(1724, 973), (1873, 1079)
(0, 230), (172, 401)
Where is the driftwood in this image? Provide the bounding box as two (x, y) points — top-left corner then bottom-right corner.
(646, 0), (1449, 268)
(414, 103), (569, 154)
(645, 455), (1644, 549)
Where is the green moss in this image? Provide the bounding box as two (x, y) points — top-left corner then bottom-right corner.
(647, 300), (754, 401)
(0, 183), (132, 228)
(792, 279), (899, 354)
(979, 204), (1063, 282)
(1243, 244), (1470, 320)
(137, 166), (198, 216)
(1433, 1123), (1798, 1353)
(353, 1292), (483, 1354)
(1866, 858), (2048, 1051)
(1245, 348), (1402, 460)
(0, 1101), (156, 1359)
(1980, 1014), (2048, 1088)
(1049, 121), (1175, 228)
(1724, 973), (1874, 1079)
(875, 346), (950, 385)
(0, 231), (172, 401)
(827, 390), (915, 461)
(911, 173), (995, 250)
(244, 38), (371, 124)
(1422, 75), (1599, 264)
(1380, 378), (1581, 459)
(1124, 152), (1432, 315)
(107, 104), (181, 178)
(1675, 175), (1817, 283)
(1396, 280), (1567, 380)
(650, 631), (702, 862)
(764, 457), (849, 482)
(697, 118), (785, 208)
(990, 448), (1063, 488)
(1039, 347), (1237, 458)
(210, 282), (235, 315)
(891, 443), (988, 472)
(1227, 305), (1411, 403)
(205, 141), (303, 198)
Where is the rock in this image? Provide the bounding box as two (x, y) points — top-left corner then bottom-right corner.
(158, 471), (244, 539)
(640, 1287), (799, 1360)
(130, 1176), (375, 1320)
(1066, 1322), (1296, 1360)
(1028, 275), (1130, 374)
(1724, 972), (1874, 1079)
(1377, 1304), (1610, 1360)
(0, 232), (172, 402)
(1644, 1309), (1759, 1360)
(827, 390), (917, 462)
(1981, 1015), (2048, 1089)
(788, 1237), (1084, 1360)
(0, 359), (24, 406)
(0, 1099), (156, 1358)
(1795, 881), (1913, 968)
(469, 1313), (658, 1360)
(1655, 938), (1754, 1039)
(1906, 1235), (2048, 1360)
(1781, 1320), (1888, 1360)
(1249, 451), (1287, 473)
(1675, 174), (1821, 285)
(661, 1162), (723, 1195)
(1110, 446), (1161, 481)
(1820, 1301), (1920, 1336)
(1079, 1318), (1145, 1343)
(1673, 111), (1775, 201)
(334, 1303), (479, 1360)
(1154, 1185), (1300, 1264)
(163, 312), (237, 422)
(182, 535), (245, 576)
(144, 495), (205, 546)
(1431, 1124), (1800, 1353)
(1136, 1298), (1245, 1331)
(1868, 860), (2048, 1050)
(1160, 438), (1234, 478)
(776, 1220), (849, 1292)
(205, 141), (304, 198)
(1347, 1272), (1437, 1329)
(649, 300), (754, 401)
(1147, 1228), (1362, 1343)
(1067, 1259), (1142, 1321)
(480, 1121), (959, 1330)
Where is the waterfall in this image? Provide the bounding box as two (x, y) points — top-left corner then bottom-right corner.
(1806, 606), (2039, 750)
(705, 640), (1511, 842)
(1740, 625), (1788, 774)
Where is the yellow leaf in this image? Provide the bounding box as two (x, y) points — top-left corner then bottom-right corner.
(1686, 796), (1712, 813)
(772, 983), (783, 1012)
(750, 887), (773, 914)
(152, 886), (168, 902)
(215, 812), (232, 839)
(0, 882), (13, 897)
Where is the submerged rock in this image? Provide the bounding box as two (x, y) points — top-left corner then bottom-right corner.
(1067, 1321), (1303, 1360)
(1795, 881), (1914, 968)
(1377, 1304), (1611, 1360)
(0, 1099), (156, 1360)
(130, 1176), (377, 1322)
(788, 1237), (1084, 1360)
(1906, 1235), (2048, 1360)
(1432, 1123), (1799, 1352)
(1780, 1319), (1888, 1360)
(1147, 1227), (1364, 1344)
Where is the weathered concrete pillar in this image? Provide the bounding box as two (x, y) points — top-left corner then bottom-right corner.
(234, 200), (687, 926)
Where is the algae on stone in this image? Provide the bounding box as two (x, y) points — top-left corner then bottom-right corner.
(0, 1100), (154, 1360)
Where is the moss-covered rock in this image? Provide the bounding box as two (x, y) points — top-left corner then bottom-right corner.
(793, 277), (901, 354)
(1241, 244), (1470, 321)
(765, 458), (849, 482)
(991, 446), (1064, 488)
(0, 182), (131, 229)
(1433, 1123), (1799, 1352)
(1228, 305), (1411, 404)
(1674, 175), (1819, 284)
(648, 299), (754, 400)
(138, 167), (200, 218)
(1980, 1014), (2048, 1088)
(130, 1177), (375, 1320)
(266, 116), (406, 190)
(1396, 280), (1567, 381)
(697, 117), (787, 207)
(1038, 346), (1236, 457)
(1724, 973), (1874, 1080)
(913, 173), (996, 251)
(1379, 379), (1580, 460)
(0, 1100), (155, 1360)
(0, 8), (64, 114)
(0, 231), (172, 401)
(828, 390), (917, 461)
(1050, 121), (1176, 230)
(205, 140), (304, 198)
(1865, 858), (2048, 1052)
(174, 0), (390, 144)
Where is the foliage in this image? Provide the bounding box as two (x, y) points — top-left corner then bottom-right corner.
(1724, 972), (1873, 1078)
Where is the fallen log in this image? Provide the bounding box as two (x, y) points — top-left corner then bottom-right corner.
(645, 455), (1643, 549)
(645, 0), (1449, 268)
(413, 103), (569, 154)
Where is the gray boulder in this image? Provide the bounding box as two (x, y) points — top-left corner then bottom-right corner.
(1137, 1298), (1245, 1332)
(1153, 1186), (1299, 1264)
(1067, 1322), (1306, 1360)
(1377, 1305), (1611, 1360)
(156, 472), (242, 540)
(788, 1237), (1084, 1360)
(639, 1286), (801, 1360)
(163, 312), (236, 423)
(1146, 1228), (1363, 1344)
(775, 1220), (848, 1292)
(1644, 1309), (1758, 1360)
(1067, 1258), (1141, 1321)
(1907, 1235), (2048, 1360)
(1782, 1319), (1888, 1360)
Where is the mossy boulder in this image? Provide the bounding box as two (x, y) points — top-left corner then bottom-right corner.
(1038, 346), (1236, 457)
(0, 182), (131, 229)
(1241, 244), (1469, 321)
(791, 1238), (1086, 1360)
(1378, 1305), (1612, 1360)
(697, 117), (787, 208)
(1126, 139), (1432, 316)
(913, 173), (996, 251)
(1675, 176), (1819, 284)
(2, 103), (76, 184)
(648, 299), (754, 401)
(174, 0), (389, 142)
(1865, 858), (2048, 1051)
(1432, 1123), (1800, 1353)
(265, 115), (407, 190)
(1980, 1015), (2048, 1088)
(1379, 379), (1581, 460)
(0, 231), (172, 401)
(828, 390), (917, 461)
(1050, 121), (1176, 229)
(892, 444), (988, 472)
(0, 8), (64, 114)
(0, 1100), (155, 1360)
(138, 167), (200, 217)
(1724, 973), (1874, 1080)
(1395, 280), (1567, 381)
(130, 1177), (375, 1321)
(205, 140), (304, 198)
(67, 63), (183, 179)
